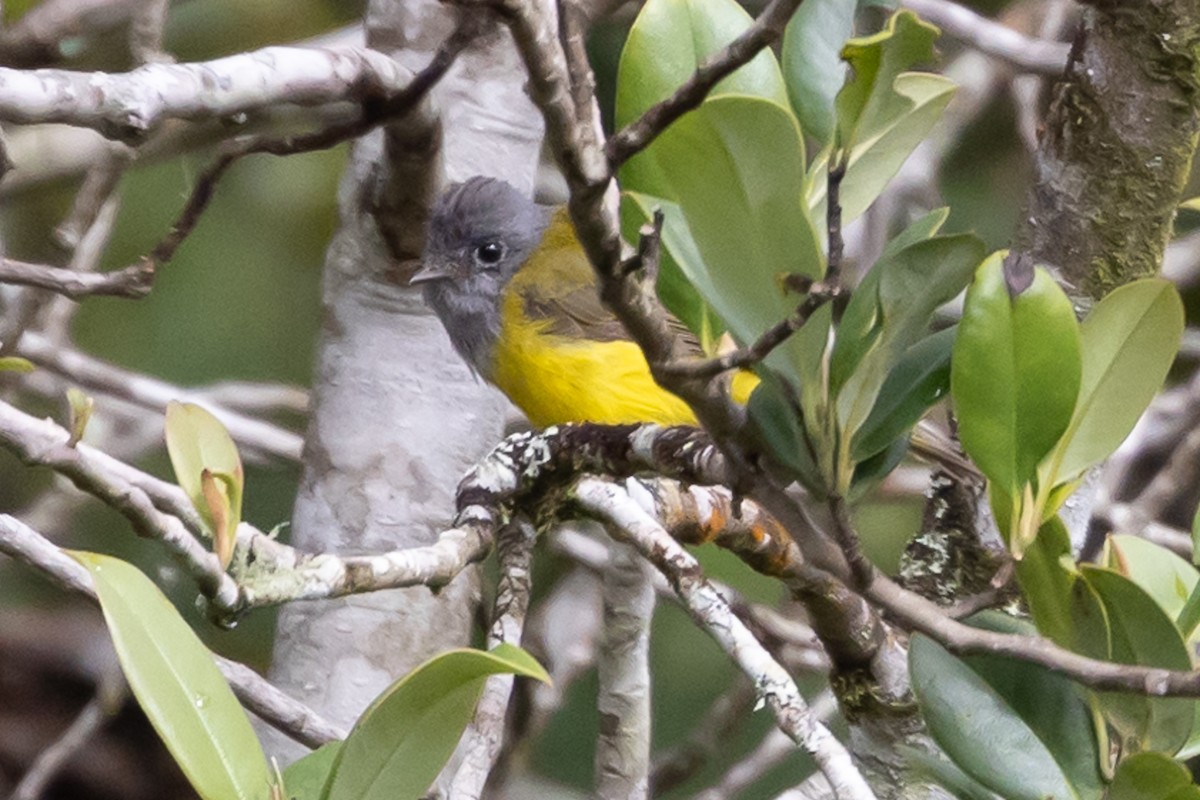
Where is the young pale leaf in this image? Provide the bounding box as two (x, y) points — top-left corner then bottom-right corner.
(1102, 534), (1199, 624)
(835, 10), (939, 148)
(851, 326), (953, 462)
(1080, 566), (1194, 755)
(66, 387), (94, 447)
(809, 72), (955, 231)
(323, 644), (549, 800)
(165, 401), (244, 548)
(71, 551), (270, 800)
(1045, 279), (1183, 486)
(952, 253), (1081, 497)
(650, 96), (823, 361)
(621, 193), (724, 350)
(0, 356), (34, 373)
(1107, 752), (1200, 800)
(282, 742), (342, 800)
(615, 0), (788, 199)
(782, 0), (858, 144)
(910, 632), (1081, 800)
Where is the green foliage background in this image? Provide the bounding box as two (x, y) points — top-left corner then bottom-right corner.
(9, 0), (1191, 796)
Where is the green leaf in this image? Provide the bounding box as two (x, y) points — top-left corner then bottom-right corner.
(848, 434), (908, 500)
(1102, 534), (1199, 624)
(1108, 752), (1200, 800)
(836, 234), (984, 451)
(835, 10), (939, 149)
(1079, 566), (1194, 755)
(782, 0), (858, 144)
(621, 193), (723, 350)
(809, 72), (955, 228)
(952, 253), (1081, 497)
(616, 0), (788, 199)
(829, 206), (950, 392)
(910, 630), (1083, 800)
(282, 742), (342, 800)
(1013, 515), (1085, 649)
(1045, 279), (1183, 486)
(66, 386), (94, 447)
(964, 612), (1105, 799)
(851, 326), (953, 462)
(746, 370), (826, 495)
(323, 644), (549, 800)
(71, 551), (270, 800)
(0, 356), (34, 373)
(899, 745), (1004, 800)
(649, 96), (823, 347)
(165, 401), (244, 551)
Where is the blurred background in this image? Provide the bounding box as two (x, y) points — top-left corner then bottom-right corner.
(2, 0), (1194, 797)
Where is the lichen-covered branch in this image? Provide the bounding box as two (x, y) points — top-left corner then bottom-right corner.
(1015, 0), (1200, 299)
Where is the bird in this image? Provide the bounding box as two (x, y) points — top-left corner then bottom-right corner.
(411, 176), (751, 428)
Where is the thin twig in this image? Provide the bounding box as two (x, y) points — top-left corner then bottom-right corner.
(135, 20), (479, 273)
(444, 519), (538, 798)
(129, 0), (171, 64)
(0, 514), (346, 748)
(900, 0), (1070, 76)
(659, 281), (843, 380)
(605, 0), (804, 168)
(0, 258), (153, 299)
(11, 687), (125, 800)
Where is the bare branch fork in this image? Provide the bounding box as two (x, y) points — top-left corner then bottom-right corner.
(133, 17), (483, 277)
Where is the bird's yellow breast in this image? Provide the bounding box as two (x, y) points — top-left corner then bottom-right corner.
(492, 292), (699, 428)
(487, 208), (756, 428)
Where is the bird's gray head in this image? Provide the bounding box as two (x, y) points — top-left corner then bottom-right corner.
(413, 176), (551, 375)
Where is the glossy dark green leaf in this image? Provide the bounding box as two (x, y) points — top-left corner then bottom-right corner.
(952, 253), (1081, 496)
(1046, 279), (1183, 485)
(962, 612), (1105, 799)
(747, 370), (826, 495)
(1013, 515), (1084, 649)
(782, 0), (857, 144)
(621, 192), (723, 350)
(836, 234), (984, 446)
(615, 0), (788, 199)
(1108, 752), (1200, 800)
(848, 433), (908, 500)
(323, 644), (549, 800)
(1080, 566), (1194, 755)
(282, 742), (342, 800)
(851, 327), (953, 462)
(829, 207), (949, 393)
(910, 631), (1081, 800)
(72, 551), (270, 800)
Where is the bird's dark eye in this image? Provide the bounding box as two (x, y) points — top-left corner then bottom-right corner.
(474, 242), (505, 266)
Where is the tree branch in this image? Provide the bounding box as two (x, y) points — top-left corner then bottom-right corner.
(0, 258), (152, 299)
(571, 476), (876, 800)
(900, 0), (1069, 76)
(0, 514), (346, 748)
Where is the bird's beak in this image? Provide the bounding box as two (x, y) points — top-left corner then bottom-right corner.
(409, 261), (453, 286)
